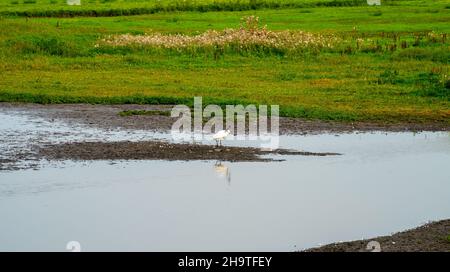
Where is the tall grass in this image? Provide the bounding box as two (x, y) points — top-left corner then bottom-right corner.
(97, 16), (339, 57)
(10, 36), (88, 57)
(95, 16), (450, 58)
(1, 0), (367, 17)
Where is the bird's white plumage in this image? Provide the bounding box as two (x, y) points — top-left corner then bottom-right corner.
(212, 129), (230, 146)
(213, 129), (230, 140)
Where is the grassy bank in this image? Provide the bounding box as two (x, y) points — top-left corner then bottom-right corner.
(0, 0), (449, 124)
(0, 0), (369, 17)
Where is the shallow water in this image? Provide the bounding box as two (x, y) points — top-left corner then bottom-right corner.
(0, 110), (170, 169)
(0, 110), (449, 251)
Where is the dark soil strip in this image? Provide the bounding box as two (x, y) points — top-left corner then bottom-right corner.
(38, 141), (340, 162)
(1, 103), (448, 134)
(305, 219), (450, 252)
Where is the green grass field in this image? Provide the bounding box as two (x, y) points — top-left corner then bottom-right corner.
(0, 0), (449, 123)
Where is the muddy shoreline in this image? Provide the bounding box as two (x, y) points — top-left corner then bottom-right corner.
(0, 102), (448, 171)
(1, 102), (449, 134)
(305, 219), (450, 252)
(0, 102), (344, 170)
(37, 141), (340, 162)
(0, 140), (339, 170)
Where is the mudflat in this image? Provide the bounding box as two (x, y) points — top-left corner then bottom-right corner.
(305, 220), (450, 252)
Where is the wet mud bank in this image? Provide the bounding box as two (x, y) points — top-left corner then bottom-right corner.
(305, 219), (450, 252)
(1, 103), (448, 134)
(37, 141), (340, 162)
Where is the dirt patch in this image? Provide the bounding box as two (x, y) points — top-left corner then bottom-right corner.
(305, 220), (450, 252)
(1, 102), (448, 134)
(37, 141), (340, 162)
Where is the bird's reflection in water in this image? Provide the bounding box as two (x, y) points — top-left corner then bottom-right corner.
(213, 161), (231, 185)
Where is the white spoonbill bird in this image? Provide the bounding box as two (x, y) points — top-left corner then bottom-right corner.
(212, 129), (231, 146)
